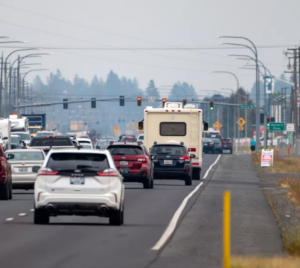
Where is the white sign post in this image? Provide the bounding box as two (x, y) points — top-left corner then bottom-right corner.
(261, 149), (274, 167)
(264, 76), (275, 94)
(286, 123), (295, 132)
(148, 96), (155, 103)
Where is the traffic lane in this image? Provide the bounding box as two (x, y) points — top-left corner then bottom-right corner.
(0, 190), (34, 223)
(0, 154), (217, 268)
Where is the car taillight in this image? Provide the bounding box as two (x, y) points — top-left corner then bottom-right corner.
(97, 169), (119, 177)
(188, 148), (196, 152)
(209, 142), (213, 145)
(38, 167), (58, 175)
(46, 136), (56, 138)
(137, 158), (148, 163)
(180, 155), (190, 162)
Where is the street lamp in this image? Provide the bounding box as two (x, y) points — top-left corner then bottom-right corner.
(216, 36), (260, 152)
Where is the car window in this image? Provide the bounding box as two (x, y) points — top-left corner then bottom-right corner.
(30, 138), (73, 146)
(36, 132), (54, 137)
(150, 145), (187, 155)
(213, 140), (221, 144)
(160, 122), (186, 136)
(14, 133), (30, 140)
(11, 136), (20, 143)
(108, 146), (143, 155)
(47, 153), (109, 171)
(81, 144), (93, 149)
(6, 151), (44, 161)
(222, 139), (231, 142)
(138, 135), (144, 140)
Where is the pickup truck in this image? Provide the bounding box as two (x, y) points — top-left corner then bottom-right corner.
(28, 136), (76, 154)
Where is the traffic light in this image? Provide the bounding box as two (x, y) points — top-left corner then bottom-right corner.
(162, 98), (167, 107)
(120, 95), (125, 106)
(266, 117), (271, 127)
(118, 118), (121, 123)
(122, 119), (125, 123)
(63, 99), (68, 109)
(182, 99), (187, 108)
(137, 96), (142, 106)
(209, 100), (214, 111)
(91, 98), (96, 108)
(132, 120), (135, 124)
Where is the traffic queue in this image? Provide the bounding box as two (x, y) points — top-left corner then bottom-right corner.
(0, 102), (215, 226)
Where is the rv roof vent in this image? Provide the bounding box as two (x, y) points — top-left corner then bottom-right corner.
(146, 106), (153, 109)
(184, 104), (196, 109)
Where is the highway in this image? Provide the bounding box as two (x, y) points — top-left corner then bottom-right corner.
(0, 154), (218, 268)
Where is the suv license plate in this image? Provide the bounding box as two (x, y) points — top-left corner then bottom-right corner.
(164, 160), (173, 165)
(70, 177), (85, 185)
(120, 161), (128, 166)
(120, 168), (129, 174)
(19, 168), (28, 172)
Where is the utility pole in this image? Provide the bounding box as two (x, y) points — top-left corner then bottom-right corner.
(0, 53), (3, 115)
(17, 55), (20, 115)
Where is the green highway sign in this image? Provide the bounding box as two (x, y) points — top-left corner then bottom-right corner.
(239, 105), (255, 109)
(269, 122), (285, 131)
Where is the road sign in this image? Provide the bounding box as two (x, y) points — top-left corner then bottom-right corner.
(239, 105), (255, 109)
(269, 122), (285, 131)
(114, 126), (119, 134)
(264, 76), (275, 94)
(261, 149), (274, 167)
(213, 121), (222, 130)
(237, 117), (246, 127)
(148, 96), (155, 103)
(286, 123), (295, 132)
(239, 126), (244, 130)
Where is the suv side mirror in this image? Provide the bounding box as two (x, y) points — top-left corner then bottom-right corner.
(2, 137), (8, 140)
(190, 154), (196, 158)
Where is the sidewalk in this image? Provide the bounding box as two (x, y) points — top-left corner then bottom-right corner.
(150, 154), (284, 268)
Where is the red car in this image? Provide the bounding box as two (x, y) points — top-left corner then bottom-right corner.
(221, 138), (233, 154)
(0, 146), (12, 200)
(107, 142), (154, 189)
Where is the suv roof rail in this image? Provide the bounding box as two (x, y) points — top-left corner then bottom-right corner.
(154, 141), (157, 145)
(137, 141), (143, 145)
(110, 141), (114, 145)
(180, 142), (184, 145)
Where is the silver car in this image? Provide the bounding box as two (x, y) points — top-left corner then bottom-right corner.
(6, 149), (46, 190)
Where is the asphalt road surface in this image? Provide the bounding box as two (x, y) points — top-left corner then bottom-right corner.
(0, 154), (218, 268)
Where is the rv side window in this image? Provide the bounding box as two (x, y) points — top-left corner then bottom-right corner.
(160, 122), (186, 136)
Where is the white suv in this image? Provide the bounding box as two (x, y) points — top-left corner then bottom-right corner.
(34, 148), (124, 225)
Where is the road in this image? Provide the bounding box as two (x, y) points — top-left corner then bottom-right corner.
(0, 154), (218, 268)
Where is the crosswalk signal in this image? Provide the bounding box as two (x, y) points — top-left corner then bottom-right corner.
(162, 98), (167, 107)
(182, 99), (187, 108)
(120, 95), (125, 106)
(137, 96), (142, 107)
(91, 98), (96, 108)
(209, 100), (214, 111)
(63, 98), (68, 109)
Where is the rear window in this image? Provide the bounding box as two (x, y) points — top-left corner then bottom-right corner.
(36, 132), (54, 137)
(160, 122), (186, 136)
(108, 146), (143, 156)
(30, 138), (73, 147)
(81, 144), (93, 149)
(213, 139), (221, 144)
(47, 153), (109, 171)
(203, 138), (212, 142)
(150, 145), (187, 155)
(79, 140), (91, 144)
(222, 139), (231, 142)
(6, 151), (44, 161)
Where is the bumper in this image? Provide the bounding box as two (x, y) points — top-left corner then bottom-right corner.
(121, 169), (149, 183)
(154, 167), (191, 180)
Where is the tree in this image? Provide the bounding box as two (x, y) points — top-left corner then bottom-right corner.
(146, 80), (160, 100)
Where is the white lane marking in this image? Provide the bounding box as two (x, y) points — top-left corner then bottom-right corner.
(6, 218), (14, 221)
(203, 154), (221, 179)
(19, 213), (26, 217)
(30, 209), (34, 212)
(151, 155), (221, 250)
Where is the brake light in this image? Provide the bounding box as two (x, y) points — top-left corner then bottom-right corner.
(46, 136), (56, 138)
(209, 142), (213, 145)
(192, 162), (200, 166)
(137, 158), (148, 163)
(97, 169), (119, 177)
(0, 158), (6, 181)
(180, 155), (190, 162)
(188, 148), (196, 152)
(38, 167), (58, 175)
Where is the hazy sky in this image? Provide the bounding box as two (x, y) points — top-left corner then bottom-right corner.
(0, 0), (299, 98)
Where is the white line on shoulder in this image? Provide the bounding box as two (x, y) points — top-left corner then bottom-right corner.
(19, 213), (26, 216)
(6, 218), (14, 221)
(151, 155), (221, 250)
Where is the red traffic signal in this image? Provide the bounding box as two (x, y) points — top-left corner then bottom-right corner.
(137, 96), (142, 106)
(162, 98), (167, 107)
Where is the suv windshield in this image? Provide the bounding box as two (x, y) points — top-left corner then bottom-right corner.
(36, 132), (54, 137)
(150, 145), (187, 155)
(108, 146), (143, 155)
(30, 137), (73, 147)
(11, 136), (20, 143)
(14, 133), (30, 140)
(6, 151), (44, 161)
(47, 153), (109, 171)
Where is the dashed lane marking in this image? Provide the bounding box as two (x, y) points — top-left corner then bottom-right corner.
(152, 155), (221, 250)
(30, 209), (34, 212)
(19, 213), (26, 217)
(6, 218), (14, 221)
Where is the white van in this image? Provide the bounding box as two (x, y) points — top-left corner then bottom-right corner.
(143, 102), (204, 180)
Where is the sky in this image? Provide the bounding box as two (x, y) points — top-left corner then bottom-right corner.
(0, 0), (299, 98)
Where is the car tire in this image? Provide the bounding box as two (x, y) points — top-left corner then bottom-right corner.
(8, 181), (12, 200)
(0, 182), (10, 200)
(109, 204), (124, 226)
(192, 169), (201, 180)
(34, 208), (50, 224)
(185, 176), (192, 186)
(150, 176), (154, 189)
(143, 177), (151, 189)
